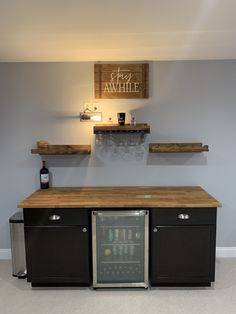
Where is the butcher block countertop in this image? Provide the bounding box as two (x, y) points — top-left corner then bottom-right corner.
(17, 186), (221, 209)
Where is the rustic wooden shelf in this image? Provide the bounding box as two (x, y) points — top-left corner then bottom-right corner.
(149, 143), (209, 153)
(31, 144), (91, 155)
(93, 123), (150, 134)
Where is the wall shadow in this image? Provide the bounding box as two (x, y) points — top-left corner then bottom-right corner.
(147, 153), (208, 166)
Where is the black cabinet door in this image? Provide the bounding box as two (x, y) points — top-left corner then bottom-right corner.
(25, 226), (91, 285)
(150, 225), (216, 285)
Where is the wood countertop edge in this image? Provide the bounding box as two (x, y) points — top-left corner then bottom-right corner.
(17, 186), (222, 209)
(17, 204), (221, 209)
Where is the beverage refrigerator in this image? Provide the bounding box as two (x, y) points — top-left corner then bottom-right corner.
(92, 210), (149, 288)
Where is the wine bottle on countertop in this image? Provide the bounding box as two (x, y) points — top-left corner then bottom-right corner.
(40, 160), (49, 189)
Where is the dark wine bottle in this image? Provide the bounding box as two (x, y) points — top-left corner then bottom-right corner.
(40, 160), (49, 189)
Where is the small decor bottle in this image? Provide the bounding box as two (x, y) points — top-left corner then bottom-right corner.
(40, 160), (49, 189)
(130, 114), (136, 125)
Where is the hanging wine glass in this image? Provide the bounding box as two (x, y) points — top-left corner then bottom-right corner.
(95, 131), (103, 146)
(107, 132), (114, 147)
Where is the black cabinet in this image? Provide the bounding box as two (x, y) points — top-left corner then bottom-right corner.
(24, 208), (91, 286)
(24, 206), (218, 287)
(150, 208), (217, 286)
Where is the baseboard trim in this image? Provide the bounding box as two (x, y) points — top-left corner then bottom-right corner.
(0, 247), (236, 260)
(0, 249), (11, 260)
(216, 247), (236, 258)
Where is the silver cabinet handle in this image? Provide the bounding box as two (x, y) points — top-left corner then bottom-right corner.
(49, 215), (61, 221)
(82, 227), (87, 233)
(178, 214), (190, 220)
(153, 227), (158, 233)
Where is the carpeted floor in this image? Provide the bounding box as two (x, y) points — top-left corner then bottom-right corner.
(0, 258), (236, 314)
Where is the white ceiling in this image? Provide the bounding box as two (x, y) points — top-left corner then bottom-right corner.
(1, 0), (236, 61)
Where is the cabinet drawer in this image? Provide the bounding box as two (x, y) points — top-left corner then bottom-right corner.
(24, 208), (89, 226)
(151, 208), (216, 226)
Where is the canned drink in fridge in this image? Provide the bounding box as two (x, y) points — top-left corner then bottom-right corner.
(127, 229), (132, 240)
(135, 231), (141, 239)
(113, 245), (117, 256)
(129, 245), (135, 256)
(118, 245), (123, 256)
(124, 245), (129, 255)
(122, 229), (126, 241)
(108, 229), (113, 241)
(114, 229), (119, 241)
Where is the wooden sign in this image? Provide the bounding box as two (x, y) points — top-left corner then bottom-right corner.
(94, 63), (149, 99)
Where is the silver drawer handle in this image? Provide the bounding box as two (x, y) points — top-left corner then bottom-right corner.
(178, 214), (190, 220)
(153, 227), (158, 233)
(82, 227), (87, 233)
(49, 215), (61, 221)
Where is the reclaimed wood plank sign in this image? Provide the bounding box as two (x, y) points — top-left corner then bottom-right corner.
(94, 63), (149, 99)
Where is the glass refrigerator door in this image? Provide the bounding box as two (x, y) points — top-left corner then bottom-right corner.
(92, 210), (149, 288)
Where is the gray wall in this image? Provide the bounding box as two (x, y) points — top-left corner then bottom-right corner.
(0, 61), (235, 249)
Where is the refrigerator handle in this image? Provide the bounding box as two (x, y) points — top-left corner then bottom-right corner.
(95, 210), (148, 217)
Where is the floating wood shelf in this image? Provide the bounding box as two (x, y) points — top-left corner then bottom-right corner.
(31, 144), (91, 155)
(149, 143), (209, 153)
(93, 123), (150, 134)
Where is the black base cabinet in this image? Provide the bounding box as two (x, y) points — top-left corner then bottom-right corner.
(24, 207), (217, 287)
(150, 208), (217, 286)
(24, 208), (91, 286)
